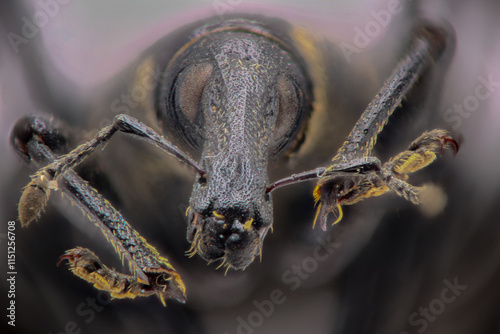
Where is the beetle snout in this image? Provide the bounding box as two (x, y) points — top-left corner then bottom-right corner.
(186, 208), (269, 270)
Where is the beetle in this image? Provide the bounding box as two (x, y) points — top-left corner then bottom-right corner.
(10, 14), (457, 306)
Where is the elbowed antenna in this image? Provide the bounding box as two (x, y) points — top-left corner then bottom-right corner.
(266, 158), (382, 194)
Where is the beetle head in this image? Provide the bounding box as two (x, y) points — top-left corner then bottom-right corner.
(157, 19), (312, 270)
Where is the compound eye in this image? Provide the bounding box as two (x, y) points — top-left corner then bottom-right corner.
(272, 75), (302, 146)
(176, 63), (213, 123)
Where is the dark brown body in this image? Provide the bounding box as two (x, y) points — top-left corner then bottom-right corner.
(4, 4), (497, 334)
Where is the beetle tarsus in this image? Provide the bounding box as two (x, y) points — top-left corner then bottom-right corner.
(57, 247), (186, 305)
(314, 129), (457, 226)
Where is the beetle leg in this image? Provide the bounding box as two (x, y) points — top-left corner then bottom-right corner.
(330, 22), (450, 163)
(58, 168), (186, 305)
(57, 247), (181, 303)
(11, 116), (186, 305)
(312, 22), (454, 229)
(313, 130), (458, 230)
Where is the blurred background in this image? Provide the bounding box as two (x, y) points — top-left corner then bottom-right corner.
(1, 0), (499, 333)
